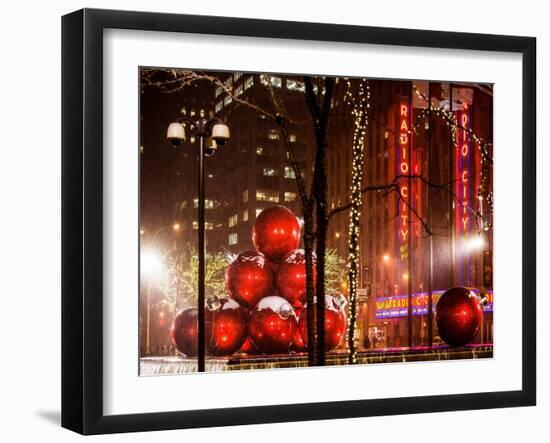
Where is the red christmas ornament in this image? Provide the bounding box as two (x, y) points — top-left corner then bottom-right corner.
(248, 296), (297, 354)
(206, 298), (248, 356)
(171, 300), (248, 357)
(239, 336), (260, 355)
(435, 287), (483, 347)
(171, 308), (198, 357)
(298, 295), (347, 351)
(275, 249), (316, 308)
(291, 307), (307, 352)
(225, 250), (274, 307)
(291, 326), (307, 352)
(252, 205), (301, 262)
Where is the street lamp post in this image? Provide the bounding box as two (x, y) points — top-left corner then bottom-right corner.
(167, 116), (230, 372)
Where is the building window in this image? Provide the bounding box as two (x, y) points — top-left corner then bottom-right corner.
(243, 190), (248, 203)
(244, 76), (254, 90)
(243, 210), (249, 222)
(234, 84), (243, 97)
(193, 198), (215, 209)
(289, 134), (297, 143)
(261, 75), (282, 88)
(215, 86), (223, 97)
(193, 221), (214, 230)
(284, 192), (297, 202)
(215, 100), (223, 113)
(224, 95), (232, 106)
(286, 79), (305, 92)
(256, 146), (263, 155)
(229, 232), (238, 246)
(233, 72), (243, 82)
(271, 76), (282, 88)
(284, 166), (296, 179)
(256, 208), (263, 217)
(267, 130), (280, 141)
(256, 189), (279, 203)
(228, 213), (238, 228)
(262, 167), (278, 177)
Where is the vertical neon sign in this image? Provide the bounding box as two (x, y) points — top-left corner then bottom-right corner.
(456, 104), (470, 285)
(397, 101), (410, 295)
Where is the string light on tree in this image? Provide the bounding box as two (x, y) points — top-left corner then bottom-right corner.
(343, 78), (369, 364)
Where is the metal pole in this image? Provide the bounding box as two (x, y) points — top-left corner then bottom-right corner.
(407, 82), (413, 348)
(427, 82), (434, 348)
(449, 84), (455, 287)
(197, 133), (206, 372)
(146, 280), (151, 355)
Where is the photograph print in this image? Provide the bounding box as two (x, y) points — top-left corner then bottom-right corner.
(139, 68), (494, 375)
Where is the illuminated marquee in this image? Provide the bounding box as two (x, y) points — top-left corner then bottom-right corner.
(375, 290), (493, 319)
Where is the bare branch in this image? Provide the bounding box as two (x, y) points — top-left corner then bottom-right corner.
(328, 174), (484, 236)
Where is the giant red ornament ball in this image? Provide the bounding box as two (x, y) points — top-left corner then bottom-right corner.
(206, 298), (248, 356)
(248, 296), (297, 354)
(298, 294), (347, 351)
(275, 249), (315, 308)
(171, 308), (198, 357)
(225, 250), (274, 307)
(435, 286), (483, 347)
(171, 300), (248, 357)
(252, 205), (300, 262)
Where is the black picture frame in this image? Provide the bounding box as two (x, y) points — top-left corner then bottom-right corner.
(62, 8), (536, 435)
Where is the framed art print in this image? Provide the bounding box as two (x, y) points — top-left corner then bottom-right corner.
(62, 8), (536, 434)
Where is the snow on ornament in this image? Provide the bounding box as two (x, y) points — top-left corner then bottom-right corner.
(275, 249), (316, 308)
(225, 250), (275, 307)
(248, 295), (298, 354)
(298, 294), (347, 351)
(252, 205), (301, 262)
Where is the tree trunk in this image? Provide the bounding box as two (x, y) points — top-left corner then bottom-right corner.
(313, 124), (329, 365)
(306, 77), (335, 366)
(302, 204), (316, 366)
